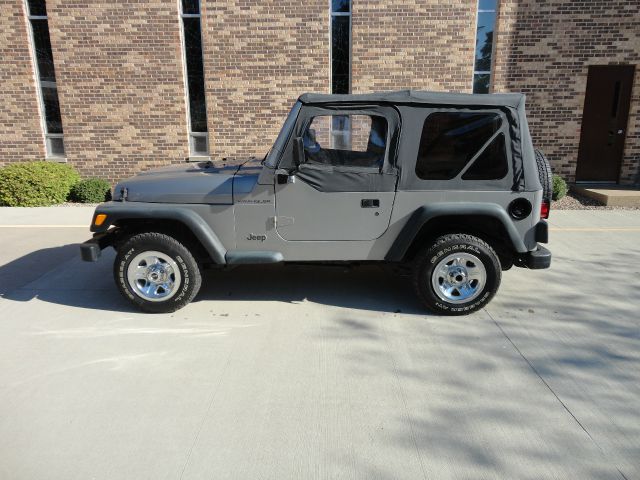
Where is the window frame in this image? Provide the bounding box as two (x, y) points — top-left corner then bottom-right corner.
(301, 112), (390, 171)
(24, 0), (66, 160)
(472, 0), (498, 94)
(279, 105), (400, 173)
(179, 0), (210, 159)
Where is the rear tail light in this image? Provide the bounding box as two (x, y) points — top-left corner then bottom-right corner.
(540, 202), (550, 219)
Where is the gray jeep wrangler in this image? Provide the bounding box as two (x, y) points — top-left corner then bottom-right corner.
(80, 90), (551, 315)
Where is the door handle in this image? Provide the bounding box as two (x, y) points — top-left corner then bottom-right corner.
(361, 199), (380, 208)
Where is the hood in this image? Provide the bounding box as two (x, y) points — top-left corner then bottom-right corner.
(113, 158), (260, 204)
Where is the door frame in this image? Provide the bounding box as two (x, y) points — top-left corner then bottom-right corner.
(575, 64), (635, 183)
(273, 104), (401, 241)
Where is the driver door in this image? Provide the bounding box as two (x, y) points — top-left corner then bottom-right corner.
(275, 107), (399, 241)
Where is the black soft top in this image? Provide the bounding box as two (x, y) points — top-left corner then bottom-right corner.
(296, 89), (538, 193)
(298, 90), (525, 109)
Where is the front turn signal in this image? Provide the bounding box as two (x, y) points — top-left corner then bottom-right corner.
(94, 214), (107, 226)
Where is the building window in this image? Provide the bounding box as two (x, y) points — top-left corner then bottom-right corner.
(25, 0), (65, 158)
(330, 1), (351, 148)
(180, 0), (209, 157)
(473, 0), (497, 94)
(331, 0), (351, 94)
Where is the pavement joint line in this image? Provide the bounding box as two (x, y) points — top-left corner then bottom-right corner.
(178, 339), (235, 480)
(548, 227), (640, 231)
(380, 320), (429, 480)
(485, 309), (629, 480)
(0, 225), (88, 228)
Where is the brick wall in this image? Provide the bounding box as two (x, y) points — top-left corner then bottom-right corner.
(352, 0), (476, 93)
(202, 0), (329, 161)
(493, 0), (640, 184)
(201, 0), (477, 160)
(0, 1), (45, 164)
(47, 0), (189, 182)
(2, 0), (639, 185)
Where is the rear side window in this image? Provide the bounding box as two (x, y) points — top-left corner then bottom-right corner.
(462, 133), (508, 180)
(415, 112), (504, 180)
(302, 114), (388, 168)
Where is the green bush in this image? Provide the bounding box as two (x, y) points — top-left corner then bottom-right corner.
(70, 178), (112, 203)
(552, 174), (568, 201)
(0, 161), (81, 207)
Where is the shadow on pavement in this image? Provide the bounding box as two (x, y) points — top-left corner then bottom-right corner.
(1, 240), (638, 478)
(312, 246), (640, 479)
(0, 244), (80, 296)
(198, 264), (424, 314)
(1, 245), (425, 315)
(319, 293), (638, 477)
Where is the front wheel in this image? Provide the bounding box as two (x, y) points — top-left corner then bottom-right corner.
(114, 232), (202, 313)
(413, 234), (501, 315)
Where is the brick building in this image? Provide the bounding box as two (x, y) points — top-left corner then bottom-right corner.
(0, 0), (638, 184)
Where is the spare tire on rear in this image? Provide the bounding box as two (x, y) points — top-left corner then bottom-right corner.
(535, 150), (553, 203)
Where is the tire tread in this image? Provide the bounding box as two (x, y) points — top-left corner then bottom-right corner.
(114, 232), (202, 313)
(412, 233), (501, 315)
(535, 149), (553, 203)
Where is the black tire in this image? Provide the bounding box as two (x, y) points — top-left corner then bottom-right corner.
(114, 232), (202, 313)
(412, 234), (501, 315)
(535, 149), (553, 203)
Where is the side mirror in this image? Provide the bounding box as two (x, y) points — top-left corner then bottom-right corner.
(275, 168), (295, 185)
(292, 136), (304, 167)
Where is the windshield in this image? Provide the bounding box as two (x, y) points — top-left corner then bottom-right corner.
(263, 101), (302, 168)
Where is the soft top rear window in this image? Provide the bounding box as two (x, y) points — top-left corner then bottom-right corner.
(415, 112), (503, 180)
(462, 133), (508, 180)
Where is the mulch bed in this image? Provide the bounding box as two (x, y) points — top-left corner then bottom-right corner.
(552, 191), (639, 210)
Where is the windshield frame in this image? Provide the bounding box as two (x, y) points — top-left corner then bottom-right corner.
(263, 101), (303, 168)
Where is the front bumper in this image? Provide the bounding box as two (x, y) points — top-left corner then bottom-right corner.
(79, 231), (116, 262)
(515, 244), (552, 269)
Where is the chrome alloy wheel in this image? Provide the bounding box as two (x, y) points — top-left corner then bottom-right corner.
(126, 251), (182, 302)
(431, 252), (487, 304)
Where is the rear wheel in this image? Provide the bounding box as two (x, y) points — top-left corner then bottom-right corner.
(413, 234), (501, 315)
(114, 232), (202, 313)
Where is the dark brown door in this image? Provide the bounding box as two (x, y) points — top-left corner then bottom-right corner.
(576, 65), (635, 182)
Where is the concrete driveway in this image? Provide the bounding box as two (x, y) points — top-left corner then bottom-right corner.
(0, 207), (638, 480)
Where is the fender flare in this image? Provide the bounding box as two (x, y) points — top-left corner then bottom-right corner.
(90, 203), (227, 264)
(385, 203), (527, 261)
